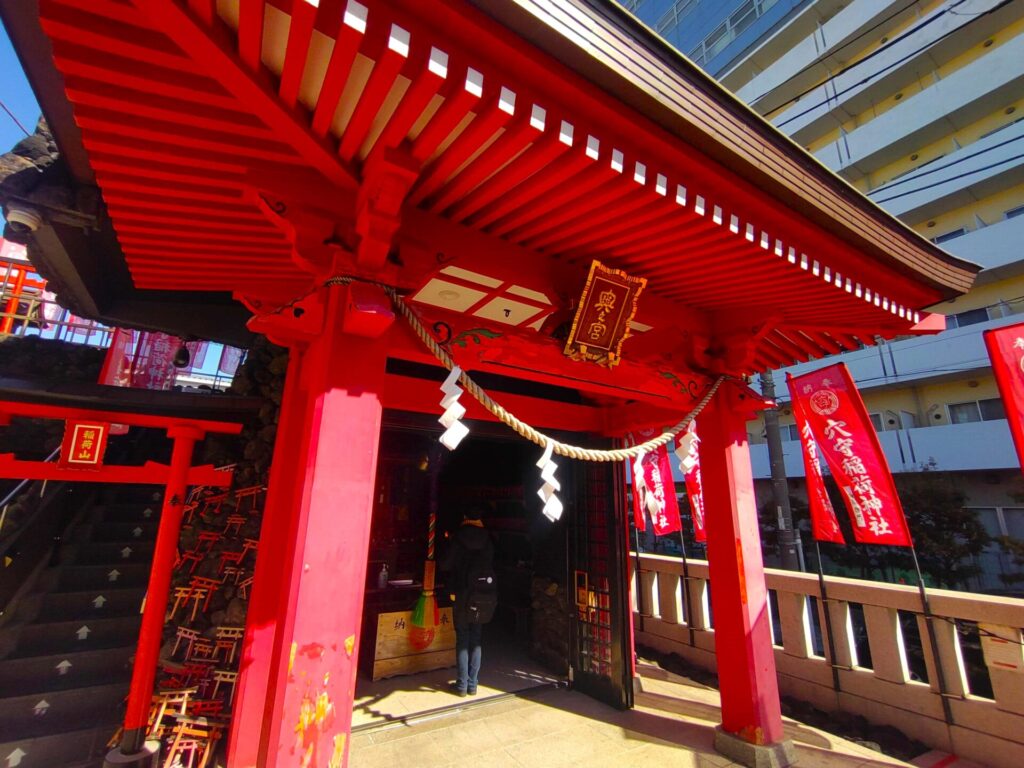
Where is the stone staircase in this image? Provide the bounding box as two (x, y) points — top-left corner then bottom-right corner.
(0, 491), (157, 767)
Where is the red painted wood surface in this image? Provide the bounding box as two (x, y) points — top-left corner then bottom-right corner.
(243, 287), (387, 767)
(0, 455), (230, 486)
(120, 426), (202, 753)
(227, 349), (306, 766)
(699, 383), (785, 745)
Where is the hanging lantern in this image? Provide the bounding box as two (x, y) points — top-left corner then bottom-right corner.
(536, 440), (563, 521)
(438, 366), (469, 450)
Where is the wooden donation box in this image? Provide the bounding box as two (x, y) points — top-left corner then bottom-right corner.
(372, 608), (456, 680)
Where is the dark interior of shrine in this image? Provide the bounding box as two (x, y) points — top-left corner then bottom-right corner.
(354, 414), (574, 724)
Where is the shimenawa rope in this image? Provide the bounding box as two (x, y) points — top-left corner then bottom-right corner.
(323, 276), (726, 462)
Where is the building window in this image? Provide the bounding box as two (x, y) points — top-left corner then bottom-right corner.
(655, 0), (697, 35)
(688, 0), (779, 67)
(948, 398), (1005, 424)
(932, 228), (967, 245)
(946, 307), (991, 328)
(781, 423), (800, 441)
(869, 413), (883, 431)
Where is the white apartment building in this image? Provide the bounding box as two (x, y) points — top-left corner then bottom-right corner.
(624, 0), (1024, 591)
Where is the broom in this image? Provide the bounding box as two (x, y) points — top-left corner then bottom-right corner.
(410, 451), (441, 644)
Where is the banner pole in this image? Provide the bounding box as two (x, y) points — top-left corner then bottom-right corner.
(910, 544), (954, 729)
(814, 540), (842, 693)
(633, 527), (645, 632)
(677, 528), (695, 646)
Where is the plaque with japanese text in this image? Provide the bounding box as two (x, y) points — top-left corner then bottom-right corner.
(564, 260), (646, 367)
(59, 421), (110, 469)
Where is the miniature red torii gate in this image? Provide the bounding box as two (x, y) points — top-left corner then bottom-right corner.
(0, 396), (242, 759)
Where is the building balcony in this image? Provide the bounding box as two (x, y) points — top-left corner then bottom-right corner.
(634, 553), (1024, 768)
(749, 418), (1018, 478)
(770, 0), (1013, 146)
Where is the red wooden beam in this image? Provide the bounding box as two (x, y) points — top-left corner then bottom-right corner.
(0, 400), (243, 433)
(131, 0), (357, 190)
(310, 0), (368, 137)
(0, 456), (232, 486)
(278, 0), (320, 109)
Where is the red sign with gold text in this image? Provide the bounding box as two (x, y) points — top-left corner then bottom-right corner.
(59, 421), (110, 469)
(565, 260), (646, 366)
(984, 323), (1024, 475)
(789, 390), (845, 544)
(789, 364), (911, 546)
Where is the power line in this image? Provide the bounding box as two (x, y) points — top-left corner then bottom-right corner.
(868, 131), (1024, 196)
(777, 0), (1019, 129)
(873, 152), (1024, 203)
(765, 0), (973, 122)
(0, 95), (31, 138)
(749, 0), (923, 107)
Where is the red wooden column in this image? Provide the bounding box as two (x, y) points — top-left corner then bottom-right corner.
(112, 424), (203, 761)
(700, 383), (794, 767)
(227, 348), (309, 766)
(247, 284), (388, 768)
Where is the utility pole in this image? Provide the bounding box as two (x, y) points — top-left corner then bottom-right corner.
(760, 370), (801, 571)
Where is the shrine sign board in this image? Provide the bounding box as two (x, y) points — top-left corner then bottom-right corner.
(372, 608), (455, 681)
(59, 421), (110, 469)
(564, 260), (646, 367)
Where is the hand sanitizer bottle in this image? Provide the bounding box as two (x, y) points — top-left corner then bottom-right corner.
(378, 563), (389, 589)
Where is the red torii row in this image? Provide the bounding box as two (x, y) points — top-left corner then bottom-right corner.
(0, 395), (243, 758)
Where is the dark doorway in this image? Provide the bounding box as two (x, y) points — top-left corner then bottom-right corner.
(354, 412), (631, 727)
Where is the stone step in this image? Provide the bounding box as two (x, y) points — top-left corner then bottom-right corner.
(0, 682), (124, 743)
(95, 504), (161, 524)
(4, 616), (141, 659)
(55, 564), (150, 591)
(71, 542), (154, 565)
(0, 726), (113, 768)
(78, 521), (158, 544)
(0, 646), (133, 696)
(32, 589), (145, 622)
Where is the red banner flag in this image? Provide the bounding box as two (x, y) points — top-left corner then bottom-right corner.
(218, 346), (244, 376)
(130, 331), (177, 391)
(984, 323), (1024, 474)
(675, 422), (706, 542)
(627, 428), (681, 536)
(789, 364), (911, 546)
(790, 393), (845, 544)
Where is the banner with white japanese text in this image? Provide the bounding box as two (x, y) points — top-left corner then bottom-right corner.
(789, 389), (845, 544)
(789, 363), (911, 546)
(984, 322), (1024, 474)
(675, 423), (706, 542)
(627, 428), (681, 536)
(130, 331), (177, 391)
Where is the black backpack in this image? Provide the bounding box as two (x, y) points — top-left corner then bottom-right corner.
(465, 562), (497, 624)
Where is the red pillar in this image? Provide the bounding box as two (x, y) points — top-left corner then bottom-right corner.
(248, 286), (387, 768)
(227, 348), (308, 766)
(117, 425), (203, 756)
(700, 384), (786, 747)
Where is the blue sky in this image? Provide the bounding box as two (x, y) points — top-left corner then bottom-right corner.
(0, 20), (42, 153)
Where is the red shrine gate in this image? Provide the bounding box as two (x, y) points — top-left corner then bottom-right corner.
(0, 1), (977, 766)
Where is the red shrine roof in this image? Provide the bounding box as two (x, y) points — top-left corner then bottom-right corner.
(1, 0), (976, 373)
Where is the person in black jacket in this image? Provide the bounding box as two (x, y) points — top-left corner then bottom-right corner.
(439, 506), (495, 696)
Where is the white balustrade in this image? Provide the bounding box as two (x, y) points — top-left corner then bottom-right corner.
(633, 552), (1024, 768)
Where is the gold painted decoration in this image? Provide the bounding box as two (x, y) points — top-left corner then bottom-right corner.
(564, 260), (646, 366)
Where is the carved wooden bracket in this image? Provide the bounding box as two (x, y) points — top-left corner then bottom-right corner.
(356, 149), (419, 271)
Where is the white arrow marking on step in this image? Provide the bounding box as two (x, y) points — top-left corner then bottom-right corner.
(93, 595), (106, 608)
(56, 660), (72, 675)
(132, 527), (142, 538)
(143, 508), (153, 518)
(108, 569), (120, 582)
(6, 748), (26, 767)
(33, 699), (49, 716)
(76, 625), (91, 641)
(121, 547), (132, 559)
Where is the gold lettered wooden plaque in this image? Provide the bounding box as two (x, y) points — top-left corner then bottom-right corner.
(564, 260), (647, 366)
